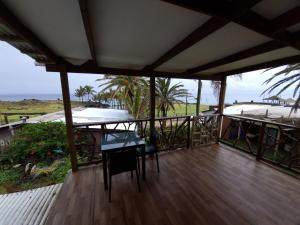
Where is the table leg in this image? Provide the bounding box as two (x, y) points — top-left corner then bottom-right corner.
(102, 152), (108, 190)
(142, 145), (146, 180)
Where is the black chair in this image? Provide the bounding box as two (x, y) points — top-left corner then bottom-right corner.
(136, 131), (160, 173)
(108, 149), (140, 202)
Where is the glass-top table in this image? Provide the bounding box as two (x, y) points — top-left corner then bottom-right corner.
(101, 131), (146, 190)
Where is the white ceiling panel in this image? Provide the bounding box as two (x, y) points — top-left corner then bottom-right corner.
(90, 0), (209, 69)
(157, 23), (271, 72)
(252, 0), (300, 19)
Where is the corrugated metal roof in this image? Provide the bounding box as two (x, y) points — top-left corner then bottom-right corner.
(0, 184), (62, 225)
(0, 22), (50, 64)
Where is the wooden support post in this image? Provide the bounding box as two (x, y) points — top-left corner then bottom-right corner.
(185, 96), (188, 115)
(196, 80), (202, 116)
(150, 76), (156, 144)
(256, 122), (266, 161)
(187, 116), (191, 149)
(218, 77), (227, 115)
(4, 115), (9, 124)
(218, 77), (227, 140)
(60, 70), (78, 172)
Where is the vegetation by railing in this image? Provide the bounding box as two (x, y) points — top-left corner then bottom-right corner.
(220, 115), (300, 173)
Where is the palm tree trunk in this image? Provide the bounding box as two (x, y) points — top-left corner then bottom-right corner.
(196, 80), (202, 116)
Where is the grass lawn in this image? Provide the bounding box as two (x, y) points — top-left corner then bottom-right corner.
(158, 103), (209, 117)
(0, 100), (83, 124)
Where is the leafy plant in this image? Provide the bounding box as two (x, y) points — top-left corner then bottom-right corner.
(155, 78), (190, 117)
(262, 64), (300, 112)
(7, 122), (67, 163)
(51, 157), (71, 183)
(0, 168), (21, 185)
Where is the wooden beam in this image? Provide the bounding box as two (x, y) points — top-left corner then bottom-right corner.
(271, 6), (300, 32)
(162, 1), (300, 51)
(218, 76), (227, 115)
(149, 76), (156, 145)
(144, 17), (228, 71)
(145, 0), (261, 71)
(45, 64), (222, 80)
(20, 48), (45, 56)
(60, 69), (78, 172)
(218, 76), (226, 139)
(216, 55), (300, 76)
(0, 1), (62, 63)
(0, 34), (24, 42)
(78, 0), (97, 64)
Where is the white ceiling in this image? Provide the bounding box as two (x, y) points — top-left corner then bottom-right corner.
(2, 0), (300, 75)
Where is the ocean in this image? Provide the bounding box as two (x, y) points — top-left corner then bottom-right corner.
(0, 94), (78, 101)
(0, 93), (266, 105)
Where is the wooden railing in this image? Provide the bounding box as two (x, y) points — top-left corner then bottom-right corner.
(191, 114), (220, 147)
(220, 115), (300, 174)
(72, 115), (220, 166)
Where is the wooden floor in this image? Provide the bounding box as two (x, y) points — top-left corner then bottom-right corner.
(45, 144), (300, 225)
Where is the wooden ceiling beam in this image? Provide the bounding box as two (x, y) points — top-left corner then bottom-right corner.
(20, 48), (42, 55)
(144, 0), (261, 71)
(0, 1), (62, 63)
(162, 1), (300, 51)
(78, 0), (97, 64)
(270, 6), (300, 32)
(215, 55), (300, 77)
(45, 64), (222, 81)
(0, 34), (24, 42)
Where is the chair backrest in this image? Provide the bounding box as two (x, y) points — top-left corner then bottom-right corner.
(109, 149), (137, 175)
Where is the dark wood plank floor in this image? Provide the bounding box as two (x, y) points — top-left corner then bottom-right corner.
(45, 144), (300, 225)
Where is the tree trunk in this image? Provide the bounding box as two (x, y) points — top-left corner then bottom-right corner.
(196, 80), (202, 116)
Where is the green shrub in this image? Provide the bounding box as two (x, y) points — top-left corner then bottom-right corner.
(7, 122), (67, 163)
(0, 168), (21, 185)
(51, 157), (71, 183)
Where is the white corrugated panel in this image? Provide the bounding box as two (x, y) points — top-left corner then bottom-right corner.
(0, 184), (62, 225)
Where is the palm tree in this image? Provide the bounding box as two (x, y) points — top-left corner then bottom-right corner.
(262, 64), (300, 111)
(96, 75), (146, 102)
(155, 78), (189, 117)
(74, 86), (86, 102)
(84, 85), (96, 101)
(210, 74), (242, 99)
(92, 92), (103, 104)
(96, 75), (149, 118)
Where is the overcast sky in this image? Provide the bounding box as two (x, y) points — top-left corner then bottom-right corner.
(0, 41), (296, 104)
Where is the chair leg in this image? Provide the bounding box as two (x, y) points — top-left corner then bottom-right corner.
(109, 172), (112, 202)
(136, 169), (141, 192)
(137, 156), (141, 175)
(155, 152), (160, 173)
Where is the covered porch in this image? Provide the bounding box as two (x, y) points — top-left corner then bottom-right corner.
(1, 1), (300, 224)
(45, 144), (300, 225)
